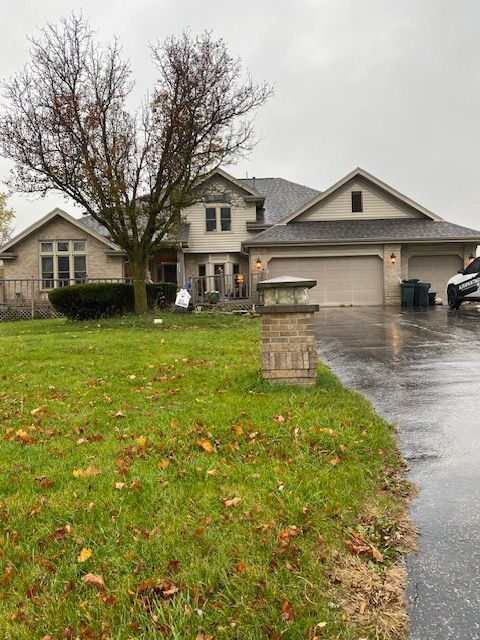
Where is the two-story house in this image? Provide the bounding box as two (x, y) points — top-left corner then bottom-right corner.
(1, 167), (480, 306)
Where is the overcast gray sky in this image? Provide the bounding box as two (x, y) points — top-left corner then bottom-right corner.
(1, 0), (479, 234)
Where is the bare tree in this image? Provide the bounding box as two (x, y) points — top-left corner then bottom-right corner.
(0, 192), (13, 247)
(0, 15), (272, 312)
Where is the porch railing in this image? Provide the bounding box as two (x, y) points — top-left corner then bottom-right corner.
(0, 277), (136, 320)
(0, 277), (135, 305)
(188, 272), (263, 306)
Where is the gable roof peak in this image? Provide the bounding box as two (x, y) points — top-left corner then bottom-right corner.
(200, 167), (264, 198)
(0, 207), (121, 254)
(275, 167), (444, 224)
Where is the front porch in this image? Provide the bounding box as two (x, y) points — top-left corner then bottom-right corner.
(187, 272), (263, 306)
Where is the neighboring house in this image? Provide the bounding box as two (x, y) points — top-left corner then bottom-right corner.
(1, 166), (479, 306)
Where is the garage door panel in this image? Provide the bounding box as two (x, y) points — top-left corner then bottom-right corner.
(267, 256), (384, 307)
(408, 255), (462, 297)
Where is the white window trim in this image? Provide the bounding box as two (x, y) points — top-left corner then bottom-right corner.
(39, 240), (87, 289)
(205, 204), (233, 233)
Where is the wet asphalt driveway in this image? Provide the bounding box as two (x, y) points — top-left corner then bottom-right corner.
(315, 306), (480, 640)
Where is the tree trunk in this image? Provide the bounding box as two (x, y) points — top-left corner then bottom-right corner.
(131, 258), (148, 314)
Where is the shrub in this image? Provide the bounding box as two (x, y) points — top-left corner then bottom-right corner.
(48, 282), (177, 320)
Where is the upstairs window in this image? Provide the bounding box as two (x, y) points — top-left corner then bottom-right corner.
(205, 205), (232, 232)
(206, 207), (217, 232)
(220, 207), (231, 231)
(351, 190), (363, 213)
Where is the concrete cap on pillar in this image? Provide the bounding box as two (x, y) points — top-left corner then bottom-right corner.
(257, 275), (318, 310)
(257, 275), (317, 290)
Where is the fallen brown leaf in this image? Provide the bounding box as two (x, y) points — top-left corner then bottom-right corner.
(281, 598), (294, 621)
(233, 561), (247, 574)
(82, 573), (105, 590)
(197, 438), (214, 453)
(166, 559), (180, 573)
(369, 543), (384, 563)
(223, 496), (241, 508)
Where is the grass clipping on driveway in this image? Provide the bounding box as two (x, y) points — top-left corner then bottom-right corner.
(0, 314), (415, 639)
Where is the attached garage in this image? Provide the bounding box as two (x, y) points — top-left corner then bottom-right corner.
(244, 169), (480, 307)
(267, 255), (384, 306)
(408, 255), (463, 298)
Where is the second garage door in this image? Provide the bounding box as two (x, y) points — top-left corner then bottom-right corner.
(408, 255), (463, 298)
(267, 256), (384, 306)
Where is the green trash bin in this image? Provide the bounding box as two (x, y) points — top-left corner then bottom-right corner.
(414, 282), (431, 307)
(401, 282), (415, 307)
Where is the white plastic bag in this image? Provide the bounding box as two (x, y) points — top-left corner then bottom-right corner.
(175, 288), (191, 309)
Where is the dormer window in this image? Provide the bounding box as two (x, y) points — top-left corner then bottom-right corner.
(205, 205), (232, 232)
(351, 191), (363, 212)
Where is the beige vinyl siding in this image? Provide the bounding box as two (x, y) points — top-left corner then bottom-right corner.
(297, 179), (424, 222)
(183, 176), (258, 253)
(2, 216), (124, 280)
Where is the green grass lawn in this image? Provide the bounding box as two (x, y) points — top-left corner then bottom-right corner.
(0, 313), (411, 639)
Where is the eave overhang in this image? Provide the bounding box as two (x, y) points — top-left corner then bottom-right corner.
(244, 236), (480, 249)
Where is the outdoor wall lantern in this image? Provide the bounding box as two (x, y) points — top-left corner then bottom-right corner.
(255, 258), (263, 270)
(390, 252), (397, 265)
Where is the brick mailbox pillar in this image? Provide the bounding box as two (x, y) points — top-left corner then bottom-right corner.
(257, 276), (319, 387)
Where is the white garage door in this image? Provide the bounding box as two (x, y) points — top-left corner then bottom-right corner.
(267, 256), (384, 306)
(408, 255), (463, 297)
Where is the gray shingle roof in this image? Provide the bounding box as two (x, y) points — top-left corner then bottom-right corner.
(246, 219), (480, 245)
(80, 215), (109, 236)
(240, 178), (320, 225)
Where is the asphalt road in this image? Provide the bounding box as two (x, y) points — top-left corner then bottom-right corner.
(315, 306), (480, 640)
